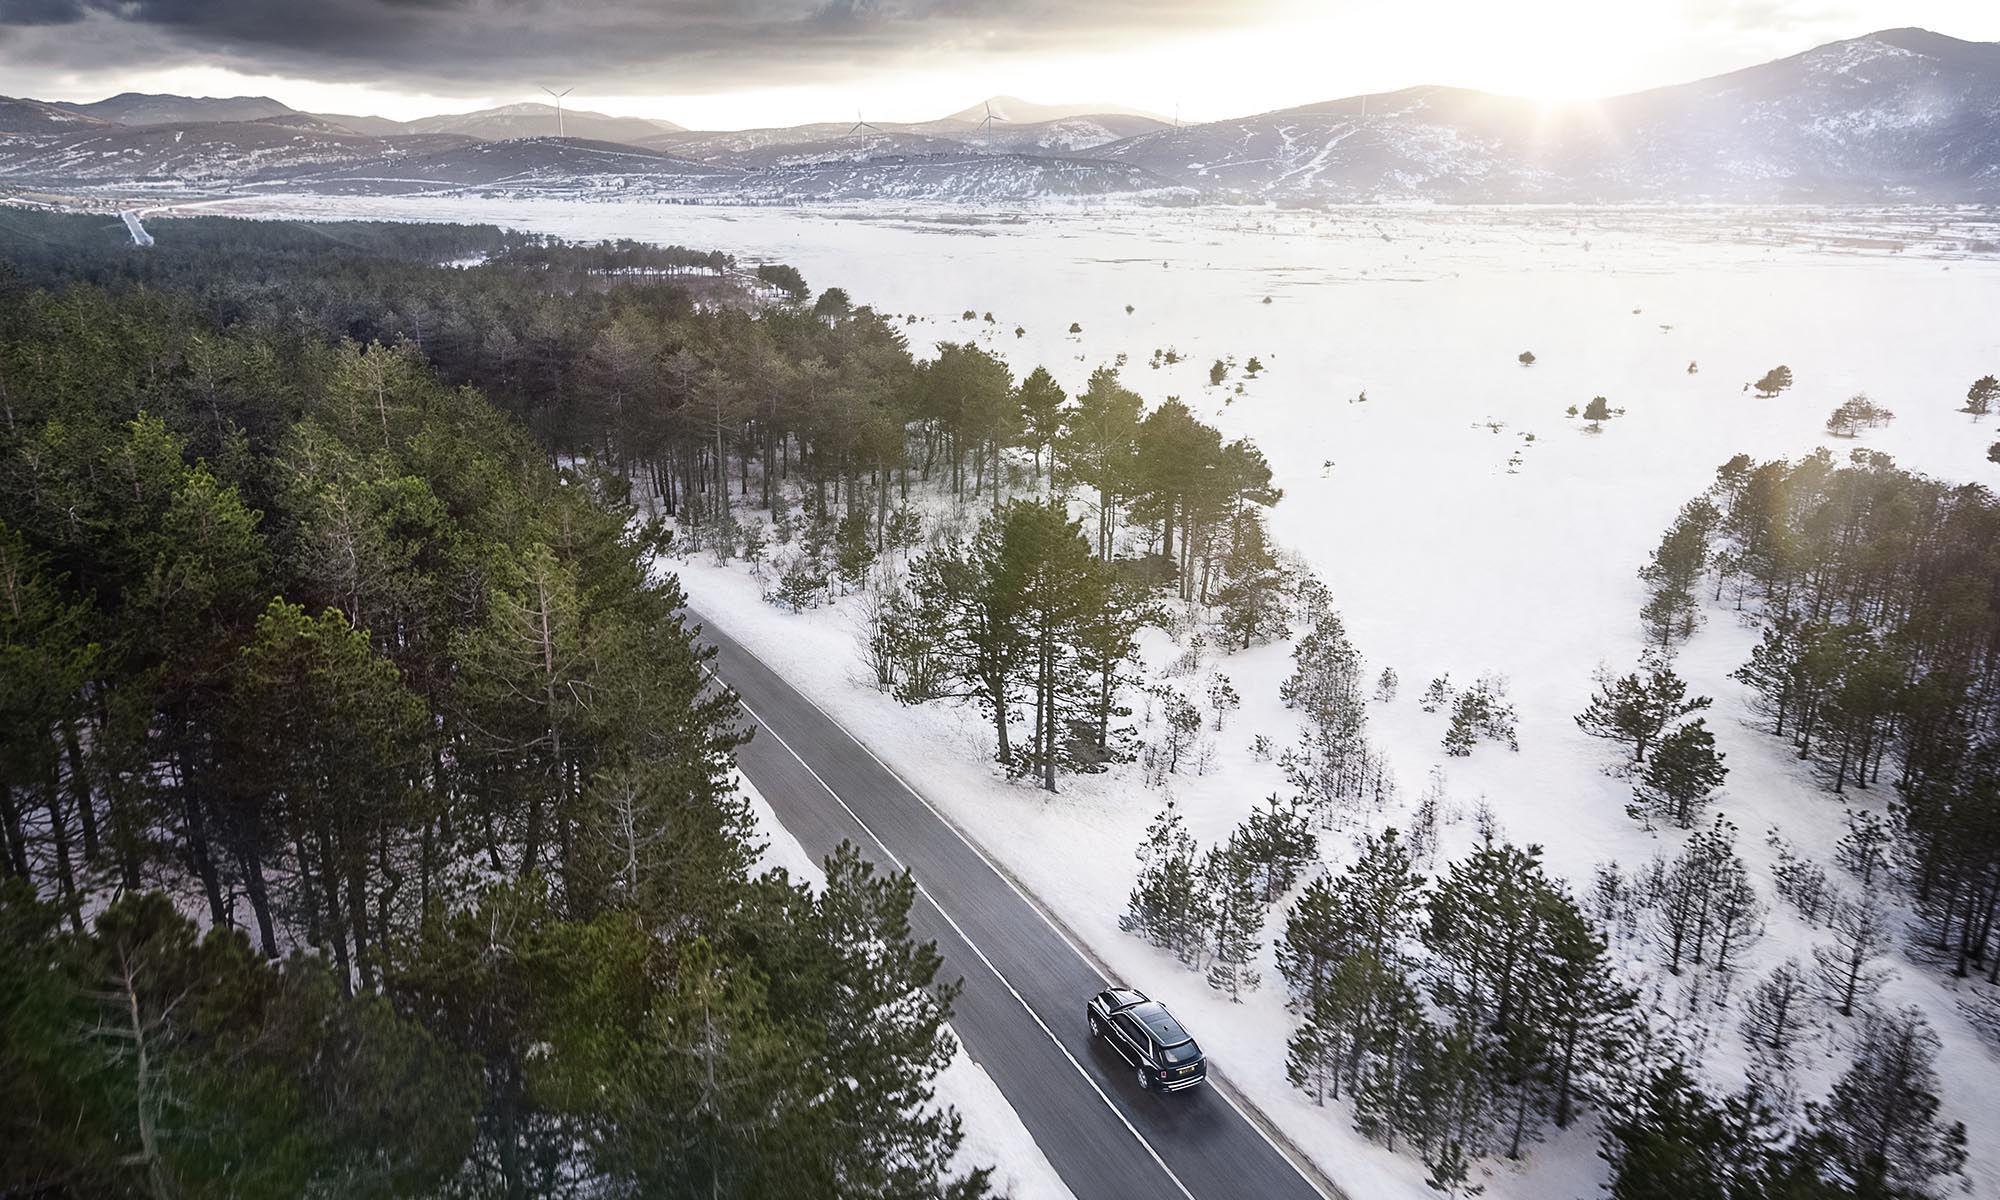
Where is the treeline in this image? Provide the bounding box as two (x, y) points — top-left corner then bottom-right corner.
(1650, 448), (2000, 985)
(0, 214), (990, 1197)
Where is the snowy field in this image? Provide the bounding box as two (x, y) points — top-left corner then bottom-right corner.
(187, 195), (2000, 1197)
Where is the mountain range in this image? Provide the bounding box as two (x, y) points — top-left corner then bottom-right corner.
(1, 29), (1994, 204)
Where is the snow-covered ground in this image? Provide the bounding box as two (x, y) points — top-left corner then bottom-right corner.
(188, 195), (2000, 1196)
(739, 770), (1075, 1200)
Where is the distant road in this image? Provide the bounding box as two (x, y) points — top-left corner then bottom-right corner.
(119, 210), (153, 246)
(691, 609), (1335, 1200)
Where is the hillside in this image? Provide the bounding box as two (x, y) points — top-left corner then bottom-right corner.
(1097, 28), (2000, 201)
(3, 30), (1994, 202)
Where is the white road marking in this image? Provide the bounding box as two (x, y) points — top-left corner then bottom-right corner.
(699, 631), (1338, 1200)
(714, 671), (1199, 1200)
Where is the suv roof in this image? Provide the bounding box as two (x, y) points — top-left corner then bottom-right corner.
(1102, 987), (1147, 1010)
(1130, 1001), (1191, 1046)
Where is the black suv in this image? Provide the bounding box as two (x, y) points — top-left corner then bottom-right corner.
(1085, 988), (1207, 1093)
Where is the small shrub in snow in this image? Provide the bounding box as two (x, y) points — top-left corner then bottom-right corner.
(1251, 733), (1274, 760)
(771, 556), (829, 611)
(886, 505), (924, 557)
(1442, 676), (1518, 756)
(1375, 668), (1399, 702)
(1206, 671), (1240, 729)
(771, 494), (796, 545)
(1068, 321), (1083, 334)
(1159, 690), (1202, 773)
(1518, 350), (1536, 366)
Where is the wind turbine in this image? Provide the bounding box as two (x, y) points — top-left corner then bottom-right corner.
(977, 99), (1007, 145)
(849, 108), (882, 135)
(541, 86), (573, 137)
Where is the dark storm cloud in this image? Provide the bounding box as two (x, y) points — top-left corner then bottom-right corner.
(0, 0), (1282, 92)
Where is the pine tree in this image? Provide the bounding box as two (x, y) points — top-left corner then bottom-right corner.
(1813, 894), (1890, 1017)
(1834, 810), (1892, 887)
(1739, 959), (1815, 1074)
(1277, 875), (1346, 1017)
(1541, 900), (1637, 1128)
(1960, 374), (1996, 417)
(1234, 794), (1317, 903)
(1576, 662), (1712, 763)
(1015, 366), (1067, 479)
(1631, 718), (1728, 828)
(1806, 1006), (1967, 1198)
(1203, 834), (1264, 999)
(1599, 1062), (1785, 1200)
(1384, 1020), (1491, 1187)
(1121, 801), (1209, 965)
(1652, 816), (1754, 976)
(1212, 511), (1291, 649)
(1754, 365), (1793, 397)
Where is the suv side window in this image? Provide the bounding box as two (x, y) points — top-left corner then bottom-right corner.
(1111, 1014), (1152, 1061)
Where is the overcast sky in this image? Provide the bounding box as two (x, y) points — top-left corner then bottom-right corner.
(2, 1), (1996, 128)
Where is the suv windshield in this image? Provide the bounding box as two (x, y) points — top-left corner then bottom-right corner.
(1161, 1041), (1201, 1065)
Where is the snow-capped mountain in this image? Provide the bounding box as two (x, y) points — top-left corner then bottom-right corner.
(1, 30), (1992, 202)
(1098, 28), (2000, 201)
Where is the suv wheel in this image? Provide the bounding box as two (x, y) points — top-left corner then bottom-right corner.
(1136, 1065), (1151, 1091)
(1088, 1014), (1102, 1037)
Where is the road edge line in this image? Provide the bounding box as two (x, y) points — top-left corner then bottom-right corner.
(718, 674), (1201, 1200)
(692, 609), (1346, 1200)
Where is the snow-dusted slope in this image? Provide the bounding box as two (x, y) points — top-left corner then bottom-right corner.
(52, 92), (295, 126)
(3, 29), (1991, 202)
(274, 137), (737, 199)
(0, 121), (476, 185)
(1097, 28), (2000, 201)
(401, 102), (685, 142)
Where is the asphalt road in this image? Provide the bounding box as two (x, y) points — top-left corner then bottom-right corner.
(690, 609), (1333, 1200)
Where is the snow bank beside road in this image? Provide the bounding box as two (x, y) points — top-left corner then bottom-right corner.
(739, 770), (1077, 1200)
